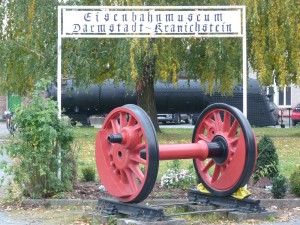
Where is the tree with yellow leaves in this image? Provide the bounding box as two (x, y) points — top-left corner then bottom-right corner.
(245, 0), (299, 87)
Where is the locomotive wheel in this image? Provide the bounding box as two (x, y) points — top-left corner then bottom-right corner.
(193, 103), (257, 196)
(95, 104), (159, 203)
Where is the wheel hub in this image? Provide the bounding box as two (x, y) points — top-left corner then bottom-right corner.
(210, 135), (229, 165)
(112, 147), (129, 170)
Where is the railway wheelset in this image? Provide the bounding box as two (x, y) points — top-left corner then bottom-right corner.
(95, 103), (257, 204)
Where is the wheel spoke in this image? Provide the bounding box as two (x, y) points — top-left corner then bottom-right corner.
(120, 170), (128, 184)
(202, 116), (218, 140)
(228, 119), (239, 138)
(211, 165), (221, 183)
(227, 126), (244, 157)
(138, 127), (143, 138)
(213, 111), (223, 131)
(130, 154), (146, 164)
(203, 118), (215, 130)
(134, 143), (146, 152)
(223, 111), (231, 133)
(197, 133), (210, 142)
(111, 118), (120, 133)
(129, 164), (145, 182)
(202, 159), (215, 173)
(119, 112), (127, 128)
(124, 168), (138, 193)
(229, 137), (239, 148)
(128, 115), (136, 126)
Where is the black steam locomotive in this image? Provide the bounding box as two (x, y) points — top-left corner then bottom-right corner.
(48, 78), (277, 127)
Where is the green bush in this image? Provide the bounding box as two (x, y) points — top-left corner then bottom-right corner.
(253, 135), (279, 182)
(0, 79), (77, 198)
(81, 166), (95, 182)
(271, 175), (288, 199)
(290, 165), (300, 197)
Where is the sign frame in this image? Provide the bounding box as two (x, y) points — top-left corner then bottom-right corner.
(57, 5), (247, 117)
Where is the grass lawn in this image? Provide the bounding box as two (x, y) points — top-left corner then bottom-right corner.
(74, 126), (300, 181)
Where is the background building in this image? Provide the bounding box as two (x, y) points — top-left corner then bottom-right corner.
(267, 84), (300, 116)
(0, 94), (22, 116)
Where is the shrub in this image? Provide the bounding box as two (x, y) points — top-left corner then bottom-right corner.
(253, 135), (279, 182)
(81, 166), (95, 182)
(271, 175), (288, 199)
(0, 79), (77, 198)
(290, 165), (300, 197)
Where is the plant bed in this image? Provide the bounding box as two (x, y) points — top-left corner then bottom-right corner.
(70, 180), (299, 202)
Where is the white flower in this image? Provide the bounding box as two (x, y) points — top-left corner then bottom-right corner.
(99, 185), (106, 192)
(160, 168), (196, 189)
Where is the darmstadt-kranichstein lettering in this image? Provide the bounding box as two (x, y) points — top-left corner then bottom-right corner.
(63, 10), (241, 36)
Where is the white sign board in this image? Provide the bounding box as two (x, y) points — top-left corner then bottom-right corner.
(62, 10), (241, 37)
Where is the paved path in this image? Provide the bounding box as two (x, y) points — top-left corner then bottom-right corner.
(0, 211), (42, 225)
(0, 121), (9, 137)
(0, 122), (27, 224)
(0, 121), (11, 198)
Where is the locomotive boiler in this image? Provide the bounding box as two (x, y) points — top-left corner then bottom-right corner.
(47, 78), (277, 127)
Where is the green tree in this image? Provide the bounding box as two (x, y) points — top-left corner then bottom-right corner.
(0, 0), (299, 131)
(0, 0), (58, 95)
(245, 0), (300, 87)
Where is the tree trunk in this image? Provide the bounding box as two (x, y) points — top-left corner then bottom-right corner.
(136, 65), (160, 132)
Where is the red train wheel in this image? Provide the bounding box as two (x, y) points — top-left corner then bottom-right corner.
(95, 104), (159, 203)
(193, 103), (257, 196)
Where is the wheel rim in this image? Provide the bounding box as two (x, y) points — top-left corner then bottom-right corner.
(193, 103), (256, 196)
(95, 104), (159, 203)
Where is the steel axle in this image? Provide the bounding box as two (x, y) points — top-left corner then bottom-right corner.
(95, 103), (257, 203)
(108, 133), (226, 161)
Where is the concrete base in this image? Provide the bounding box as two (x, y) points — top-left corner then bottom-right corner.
(228, 210), (278, 222)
